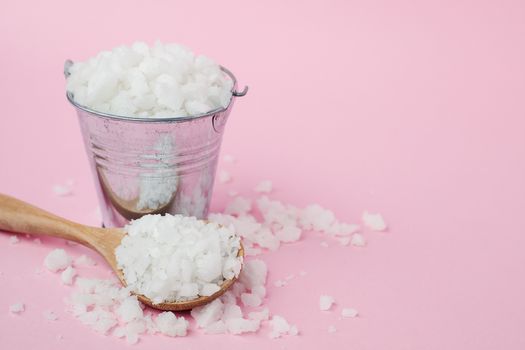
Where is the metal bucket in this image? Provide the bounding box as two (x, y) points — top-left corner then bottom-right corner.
(64, 60), (248, 228)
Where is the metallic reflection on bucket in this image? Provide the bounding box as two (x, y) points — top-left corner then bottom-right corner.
(65, 61), (247, 228)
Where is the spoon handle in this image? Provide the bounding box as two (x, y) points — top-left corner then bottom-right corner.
(0, 193), (99, 247)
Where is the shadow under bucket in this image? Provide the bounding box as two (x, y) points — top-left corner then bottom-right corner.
(64, 60), (248, 228)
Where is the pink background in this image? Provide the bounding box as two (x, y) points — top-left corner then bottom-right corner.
(1, 0), (524, 348)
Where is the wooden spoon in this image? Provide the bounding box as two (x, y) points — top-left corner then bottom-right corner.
(0, 193), (243, 311)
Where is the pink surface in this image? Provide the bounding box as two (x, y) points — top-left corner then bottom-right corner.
(1, 0), (525, 348)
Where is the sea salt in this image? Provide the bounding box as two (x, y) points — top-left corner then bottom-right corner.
(350, 233), (366, 247)
(9, 303), (24, 314)
(61, 266), (77, 285)
(342, 308), (359, 318)
(52, 180), (74, 196)
(66, 41), (233, 118)
(155, 312), (189, 337)
(320, 295), (335, 311)
(362, 211), (387, 231)
(43, 310), (59, 321)
(115, 214), (242, 304)
(44, 249), (72, 272)
(9, 235), (19, 244)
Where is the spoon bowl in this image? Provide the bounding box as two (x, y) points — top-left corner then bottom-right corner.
(0, 193), (243, 311)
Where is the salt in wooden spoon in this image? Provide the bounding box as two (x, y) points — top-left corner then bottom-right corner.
(0, 193), (243, 311)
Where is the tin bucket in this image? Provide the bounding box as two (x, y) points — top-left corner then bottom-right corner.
(64, 60), (248, 228)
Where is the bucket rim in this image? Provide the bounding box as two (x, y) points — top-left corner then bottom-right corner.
(65, 63), (247, 123)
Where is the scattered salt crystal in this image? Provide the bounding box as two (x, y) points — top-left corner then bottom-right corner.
(241, 293), (262, 307)
(362, 211), (387, 231)
(223, 154), (236, 163)
(339, 237), (351, 246)
(9, 303), (24, 314)
(218, 170), (232, 184)
(274, 280), (287, 287)
(320, 295), (335, 311)
(300, 204), (336, 232)
(320, 241), (329, 248)
(9, 235), (19, 244)
(350, 233), (366, 247)
(289, 325), (299, 336)
(116, 296), (143, 322)
(75, 254), (97, 267)
(248, 308), (269, 321)
(52, 183), (73, 196)
(155, 312), (189, 337)
(61, 266), (77, 285)
(205, 320), (227, 334)
(252, 285), (266, 298)
(239, 259), (267, 290)
(226, 317), (261, 334)
(342, 308), (359, 318)
(254, 180), (273, 193)
(191, 298), (224, 328)
(328, 325), (337, 333)
(275, 225), (302, 242)
(268, 315), (290, 338)
(43, 310), (58, 321)
(44, 249), (72, 272)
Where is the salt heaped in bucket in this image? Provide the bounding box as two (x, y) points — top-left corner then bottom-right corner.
(66, 41), (234, 118)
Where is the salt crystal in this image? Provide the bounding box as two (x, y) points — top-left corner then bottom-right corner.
(67, 42), (233, 118)
(320, 295), (335, 311)
(43, 310), (58, 321)
(241, 293), (262, 307)
(9, 235), (19, 244)
(52, 183), (73, 196)
(248, 308), (269, 321)
(205, 320), (227, 334)
(218, 170), (232, 184)
(362, 211), (387, 231)
(268, 315), (290, 338)
(342, 308), (359, 318)
(275, 225), (302, 242)
(115, 214), (241, 304)
(350, 233), (366, 247)
(239, 259), (267, 290)
(44, 249), (72, 272)
(274, 280), (287, 287)
(191, 298), (224, 328)
(116, 296), (143, 322)
(339, 237), (351, 246)
(61, 266), (77, 285)
(226, 318), (261, 335)
(155, 312), (189, 337)
(9, 303), (24, 314)
(289, 325), (299, 336)
(254, 180), (273, 193)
